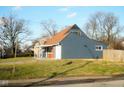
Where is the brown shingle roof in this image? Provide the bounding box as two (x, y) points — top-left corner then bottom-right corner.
(43, 24), (75, 45)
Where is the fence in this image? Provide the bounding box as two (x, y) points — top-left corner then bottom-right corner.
(103, 49), (124, 61)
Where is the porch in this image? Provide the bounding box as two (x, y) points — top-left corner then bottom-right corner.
(34, 44), (62, 59)
(39, 46), (55, 59)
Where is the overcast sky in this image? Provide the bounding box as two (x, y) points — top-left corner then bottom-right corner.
(0, 6), (124, 41)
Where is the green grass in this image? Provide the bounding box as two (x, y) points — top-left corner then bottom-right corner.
(0, 57), (34, 63)
(0, 57), (124, 80)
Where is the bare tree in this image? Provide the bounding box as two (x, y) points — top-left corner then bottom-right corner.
(111, 37), (124, 50)
(83, 12), (123, 48)
(41, 19), (58, 37)
(0, 14), (29, 57)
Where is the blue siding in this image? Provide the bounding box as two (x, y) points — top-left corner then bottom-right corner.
(60, 28), (107, 59)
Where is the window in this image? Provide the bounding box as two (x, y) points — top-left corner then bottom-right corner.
(72, 30), (81, 36)
(95, 45), (103, 51)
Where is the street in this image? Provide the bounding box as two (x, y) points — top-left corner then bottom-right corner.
(1, 75), (124, 87)
(51, 79), (124, 87)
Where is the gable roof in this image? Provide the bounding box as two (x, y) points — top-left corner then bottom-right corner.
(38, 24), (106, 46)
(42, 24), (76, 45)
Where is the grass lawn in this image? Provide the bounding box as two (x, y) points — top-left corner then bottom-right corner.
(0, 57), (35, 63)
(0, 57), (124, 80)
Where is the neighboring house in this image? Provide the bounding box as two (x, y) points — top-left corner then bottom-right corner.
(34, 24), (107, 59)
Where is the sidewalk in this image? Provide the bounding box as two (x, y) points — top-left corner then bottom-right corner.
(1, 75), (124, 87)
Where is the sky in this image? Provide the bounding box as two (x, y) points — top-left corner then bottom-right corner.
(0, 6), (124, 42)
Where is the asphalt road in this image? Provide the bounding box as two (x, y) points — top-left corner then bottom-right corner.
(51, 80), (124, 87)
(1, 75), (124, 87)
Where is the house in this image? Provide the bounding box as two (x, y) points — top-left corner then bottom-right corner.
(34, 24), (107, 59)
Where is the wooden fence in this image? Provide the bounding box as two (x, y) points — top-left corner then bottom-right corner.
(103, 49), (124, 61)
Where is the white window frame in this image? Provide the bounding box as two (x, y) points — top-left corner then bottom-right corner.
(95, 45), (103, 51)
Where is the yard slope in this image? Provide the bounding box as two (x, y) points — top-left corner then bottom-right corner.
(0, 57), (124, 80)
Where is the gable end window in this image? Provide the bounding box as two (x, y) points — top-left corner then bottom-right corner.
(71, 30), (81, 36)
(95, 45), (103, 51)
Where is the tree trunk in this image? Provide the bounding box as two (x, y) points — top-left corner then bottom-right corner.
(14, 45), (17, 58)
(12, 42), (16, 58)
